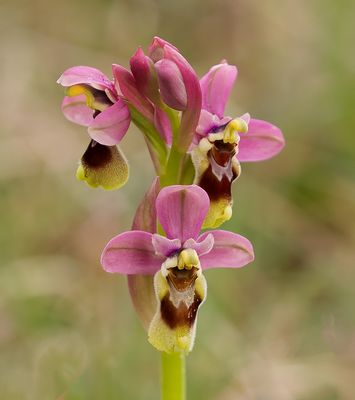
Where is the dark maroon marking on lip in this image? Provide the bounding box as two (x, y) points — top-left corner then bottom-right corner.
(167, 267), (198, 292)
(82, 140), (113, 169)
(160, 268), (202, 329)
(160, 293), (202, 329)
(211, 141), (236, 166)
(198, 144), (239, 202)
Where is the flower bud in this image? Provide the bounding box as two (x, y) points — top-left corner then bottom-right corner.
(155, 59), (187, 111)
(130, 47), (161, 105)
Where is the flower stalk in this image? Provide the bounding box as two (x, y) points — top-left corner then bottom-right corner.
(161, 352), (186, 400)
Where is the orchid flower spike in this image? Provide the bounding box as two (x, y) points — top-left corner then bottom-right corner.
(101, 185), (254, 354)
(57, 66), (130, 190)
(192, 61), (285, 228)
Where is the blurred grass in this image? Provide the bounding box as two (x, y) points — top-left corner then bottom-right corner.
(0, 0), (354, 399)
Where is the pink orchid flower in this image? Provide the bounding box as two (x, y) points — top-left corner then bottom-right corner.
(192, 61), (285, 228)
(101, 185), (254, 354)
(57, 66), (130, 190)
(58, 38), (203, 190)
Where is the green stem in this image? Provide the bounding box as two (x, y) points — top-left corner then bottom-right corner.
(161, 352), (186, 400)
(131, 104), (188, 398)
(159, 107), (187, 187)
(160, 146), (186, 187)
(128, 105), (168, 170)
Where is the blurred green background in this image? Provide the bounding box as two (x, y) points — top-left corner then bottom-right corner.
(1, 0), (354, 399)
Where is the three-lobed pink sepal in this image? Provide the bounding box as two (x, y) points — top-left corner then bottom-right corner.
(101, 185), (255, 276)
(200, 62), (237, 119)
(199, 230), (254, 270)
(238, 118), (285, 162)
(88, 100), (131, 146)
(156, 185), (210, 243)
(101, 231), (163, 275)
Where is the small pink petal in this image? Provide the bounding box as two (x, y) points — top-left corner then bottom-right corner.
(199, 230), (254, 270)
(155, 59), (187, 110)
(238, 118), (285, 162)
(195, 110), (232, 140)
(101, 231), (163, 275)
(194, 111), (232, 145)
(112, 64), (154, 121)
(156, 185), (210, 242)
(196, 110), (219, 136)
(88, 100), (130, 146)
(57, 66), (115, 92)
(61, 95), (94, 127)
(200, 62), (237, 118)
(183, 233), (214, 257)
(152, 234), (181, 257)
(132, 177), (160, 233)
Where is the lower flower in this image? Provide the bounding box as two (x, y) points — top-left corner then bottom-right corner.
(101, 185), (254, 353)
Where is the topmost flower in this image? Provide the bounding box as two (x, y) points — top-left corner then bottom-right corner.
(58, 66), (131, 190)
(57, 37), (202, 189)
(101, 184), (254, 353)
